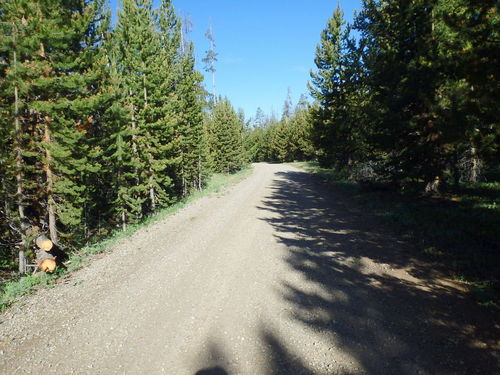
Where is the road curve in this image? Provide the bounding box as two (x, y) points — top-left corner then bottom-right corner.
(0, 163), (498, 375)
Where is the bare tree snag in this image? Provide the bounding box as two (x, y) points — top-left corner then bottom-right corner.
(43, 120), (59, 245)
(12, 22), (27, 256)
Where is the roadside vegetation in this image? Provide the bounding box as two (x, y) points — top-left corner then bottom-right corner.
(293, 161), (499, 307)
(1, 0), (247, 288)
(0, 167), (252, 312)
(242, 1), (498, 307)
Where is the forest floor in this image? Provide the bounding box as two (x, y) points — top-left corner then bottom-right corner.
(0, 163), (498, 375)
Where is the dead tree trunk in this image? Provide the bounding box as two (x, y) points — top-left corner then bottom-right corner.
(12, 24), (27, 256)
(43, 120), (58, 245)
(14, 60), (25, 223)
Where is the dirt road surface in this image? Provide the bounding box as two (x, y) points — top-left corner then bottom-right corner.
(1, 163), (498, 374)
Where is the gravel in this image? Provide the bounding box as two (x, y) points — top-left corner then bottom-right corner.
(0, 163), (498, 375)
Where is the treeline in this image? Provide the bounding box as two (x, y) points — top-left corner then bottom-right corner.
(308, 0), (499, 192)
(0, 0), (244, 268)
(243, 98), (315, 164)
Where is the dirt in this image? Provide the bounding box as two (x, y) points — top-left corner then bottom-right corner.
(0, 163), (498, 374)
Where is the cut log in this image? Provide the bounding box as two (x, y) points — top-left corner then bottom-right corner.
(35, 235), (53, 251)
(38, 258), (56, 273)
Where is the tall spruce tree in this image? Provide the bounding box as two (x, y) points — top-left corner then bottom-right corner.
(114, 0), (162, 223)
(434, 0), (499, 183)
(205, 97), (244, 173)
(356, 0), (445, 191)
(175, 42), (206, 195)
(309, 4), (352, 168)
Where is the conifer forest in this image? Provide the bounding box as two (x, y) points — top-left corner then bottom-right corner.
(0, 0), (498, 283)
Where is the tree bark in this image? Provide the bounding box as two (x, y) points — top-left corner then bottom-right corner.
(470, 146), (480, 184)
(129, 89), (138, 156)
(43, 121), (58, 245)
(18, 249), (26, 274)
(12, 25), (26, 248)
(121, 210), (126, 231)
(149, 173), (156, 212)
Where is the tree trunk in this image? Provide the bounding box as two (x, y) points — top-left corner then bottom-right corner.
(128, 89), (141, 220)
(13, 30), (26, 248)
(425, 176), (441, 195)
(181, 158), (187, 197)
(14, 79), (24, 222)
(198, 156), (202, 191)
(149, 175), (156, 212)
(129, 89), (138, 156)
(43, 121), (58, 245)
(1, 166), (8, 215)
(129, 88), (139, 190)
(470, 146), (480, 184)
(18, 249), (26, 274)
(121, 210), (126, 231)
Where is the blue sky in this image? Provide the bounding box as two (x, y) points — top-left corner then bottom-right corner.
(109, 0), (361, 120)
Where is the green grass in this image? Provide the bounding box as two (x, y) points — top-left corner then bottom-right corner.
(292, 161), (500, 308)
(0, 166), (253, 312)
(0, 271), (64, 311)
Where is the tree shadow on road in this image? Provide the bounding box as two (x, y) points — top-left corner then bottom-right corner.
(193, 328), (316, 375)
(195, 366), (228, 375)
(254, 170), (500, 375)
(193, 341), (231, 375)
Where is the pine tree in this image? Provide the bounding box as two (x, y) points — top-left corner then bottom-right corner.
(0, 0), (108, 250)
(287, 100), (315, 161)
(308, 4), (351, 168)
(175, 42), (206, 195)
(434, 0), (499, 182)
(205, 97), (244, 173)
(114, 0), (164, 223)
(356, 0), (444, 190)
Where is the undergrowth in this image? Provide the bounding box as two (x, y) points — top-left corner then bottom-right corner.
(0, 166), (253, 312)
(293, 161), (500, 308)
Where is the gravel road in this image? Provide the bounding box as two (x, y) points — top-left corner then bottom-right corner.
(0, 163), (498, 375)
